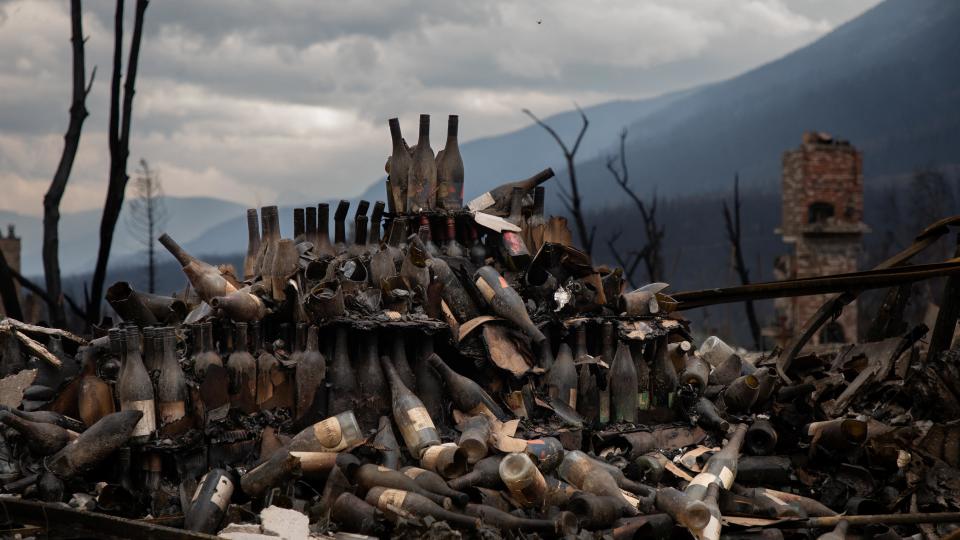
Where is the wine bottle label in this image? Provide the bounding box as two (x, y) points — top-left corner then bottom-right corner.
(378, 488), (407, 510)
(290, 451), (337, 472)
(192, 472), (234, 511)
(514, 468), (547, 506)
(475, 277), (496, 303)
(121, 399), (156, 437)
(421, 443), (455, 469)
(568, 389), (577, 410)
(313, 416), (345, 450)
(703, 515), (721, 540)
(467, 192), (495, 212)
(688, 472), (718, 488)
(406, 406), (435, 432)
(159, 401), (186, 424)
(402, 467), (426, 479)
(718, 466), (735, 489)
(638, 391), (650, 411)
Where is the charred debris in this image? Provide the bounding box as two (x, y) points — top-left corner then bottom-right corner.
(3, 115), (960, 539)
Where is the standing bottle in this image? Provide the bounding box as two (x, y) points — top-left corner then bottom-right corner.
(194, 322), (222, 378)
(157, 327), (189, 433)
(468, 224), (487, 267)
(576, 363), (600, 427)
(610, 341), (639, 423)
(77, 346), (115, 428)
(442, 216), (465, 257)
(387, 118), (412, 213)
(296, 325), (326, 422)
(413, 336), (445, 427)
(381, 354), (440, 457)
(524, 186), (547, 253)
(226, 322), (257, 413)
(407, 114), (437, 212)
(436, 114), (464, 210)
(253, 322), (278, 407)
(333, 200), (350, 254)
(327, 327), (357, 416)
(427, 353), (507, 420)
(474, 266), (545, 343)
(500, 187), (531, 270)
(305, 206), (318, 248)
(315, 203), (336, 257)
(369, 201), (385, 246)
(418, 215), (440, 257)
(356, 333), (388, 430)
(118, 328), (156, 443)
(350, 200), (370, 256)
(390, 332), (416, 391)
(650, 337), (678, 409)
(374, 415), (402, 470)
(255, 206), (279, 278)
(545, 344), (577, 409)
(635, 342), (651, 412)
(293, 207), (305, 240)
(184, 468), (235, 534)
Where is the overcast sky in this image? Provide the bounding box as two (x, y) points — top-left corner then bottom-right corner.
(0, 0), (882, 216)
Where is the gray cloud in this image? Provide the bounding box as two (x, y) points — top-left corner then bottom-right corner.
(0, 0), (882, 215)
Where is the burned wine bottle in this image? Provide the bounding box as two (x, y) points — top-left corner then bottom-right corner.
(365, 487), (479, 528)
(333, 200), (350, 254)
(327, 327), (357, 416)
(448, 455), (504, 491)
(474, 265), (545, 343)
(427, 353), (507, 420)
(315, 203), (336, 257)
(545, 343), (578, 409)
(387, 118), (412, 212)
(650, 337), (678, 409)
(295, 325), (326, 422)
(413, 336), (445, 426)
(499, 452), (547, 508)
(354, 464), (454, 509)
(382, 353), (441, 457)
(401, 466), (470, 506)
(184, 468), (235, 534)
(331, 492), (388, 537)
(244, 208), (261, 280)
(374, 415), (402, 470)
(157, 327), (190, 433)
(610, 341), (639, 423)
(77, 346), (115, 428)
(288, 411), (364, 452)
(407, 114), (437, 212)
(356, 333), (388, 430)
(499, 187), (532, 270)
(46, 410), (143, 478)
(685, 423), (748, 503)
(466, 167), (555, 214)
(0, 410), (75, 456)
(159, 233), (238, 303)
(420, 442), (467, 479)
(458, 414), (491, 464)
(118, 327), (156, 443)
(226, 322), (257, 413)
(436, 114), (464, 210)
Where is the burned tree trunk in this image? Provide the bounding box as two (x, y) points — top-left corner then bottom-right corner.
(43, 0), (95, 329)
(87, 0), (149, 323)
(722, 174), (762, 350)
(523, 106), (594, 255)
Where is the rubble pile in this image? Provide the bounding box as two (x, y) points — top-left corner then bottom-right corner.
(2, 114), (960, 539)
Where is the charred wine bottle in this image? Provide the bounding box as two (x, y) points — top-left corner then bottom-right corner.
(499, 452), (547, 508)
(354, 464), (454, 508)
(374, 415), (401, 469)
(390, 332), (416, 390)
(327, 327), (357, 416)
(427, 353), (507, 420)
(157, 327), (190, 433)
(458, 414), (491, 464)
(681, 351), (710, 394)
(545, 343), (578, 409)
(350, 200), (370, 256)
(333, 200), (350, 254)
(418, 215), (440, 257)
(650, 337), (677, 409)
(293, 207), (305, 240)
(369, 201), (385, 246)
(436, 115), (464, 210)
(118, 328), (156, 443)
(243, 208), (261, 280)
(0, 407), (83, 433)
(77, 346), (115, 428)
(407, 114), (437, 212)
(226, 322), (257, 413)
(467, 503), (577, 536)
(0, 410), (75, 455)
(420, 442), (467, 479)
(356, 333), (388, 430)
(427, 256), (478, 322)
(295, 325), (326, 422)
(448, 455), (503, 491)
(46, 410), (143, 478)
(305, 205), (318, 247)
(685, 423), (748, 503)
(635, 342), (652, 412)
(722, 374), (760, 413)
(442, 216), (465, 257)
(381, 354), (440, 457)
(468, 224), (487, 266)
(401, 466), (470, 506)
(558, 450), (637, 516)
(159, 233), (238, 303)
(288, 411), (364, 452)
(610, 341), (639, 423)
(210, 288), (267, 322)
(194, 321), (222, 377)
(474, 266), (545, 343)
(366, 487), (479, 528)
(655, 486), (711, 531)
(576, 363), (600, 427)
(314, 203), (336, 257)
(500, 187), (531, 270)
(745, 419), (778, 455)
(331, 492), (388, 537)
(184, 468), (235, 533)
(694, 397), (730, 433)
(466, 167), (555, 214)
(524, 186), (547, 253)
(253, 322), (278, 407)
(256, 205), (279, 278)
(387, 118), (412, 213)
(413, 335), (445, 427)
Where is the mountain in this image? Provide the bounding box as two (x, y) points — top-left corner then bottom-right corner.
(2, 196), (245, 276)
(357, 0), (960, 209)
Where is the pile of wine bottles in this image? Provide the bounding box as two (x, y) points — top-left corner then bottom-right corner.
(0, 119), (943, 539)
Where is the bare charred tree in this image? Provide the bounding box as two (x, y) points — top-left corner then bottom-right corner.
(126, 159), (167, 293)
(523, 105), (595, 255)
(605, 128), (663, 286)
(88, 0), (149, 323)
(43, 0), (95, 329)
(722, 174), (762, 349)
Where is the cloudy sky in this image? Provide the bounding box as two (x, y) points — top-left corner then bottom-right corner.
(0, 0), (881, 216)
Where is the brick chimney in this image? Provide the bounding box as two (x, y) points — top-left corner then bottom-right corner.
(0, 224), (21, 317)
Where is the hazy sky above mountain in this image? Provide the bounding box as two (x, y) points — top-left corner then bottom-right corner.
(0, 0), (882, 216)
